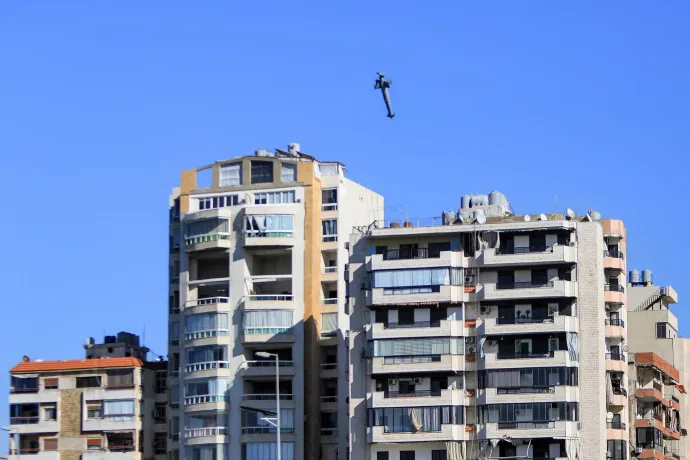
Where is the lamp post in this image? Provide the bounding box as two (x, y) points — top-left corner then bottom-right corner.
(255, 352), (281, 460)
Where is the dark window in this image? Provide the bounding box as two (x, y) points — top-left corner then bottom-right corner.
(530, 233), (546, 251)
(656, 322), (667, 339)
(430, 307), (447, 324)
(43, 378), (58, 390)
(251, 161), (273, 184)
(76, 376), (101, 388)
(558, 267), (571, 281)
(497, 271), (514, 289)
(557, 233), (569, 246)
(377, 453), (389, 460)
(156, 372), (167, 394)
(400, 451), (415, 460)
(428, 242), (451, 257)
(531, 269), (548, 286)
(398, 309), (414, 325)
(375, 246), (387, 255)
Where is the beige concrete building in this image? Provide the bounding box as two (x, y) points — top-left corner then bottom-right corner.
(6, 333), (168, 460)
(348, 193), (626, 460)
(167, 144), (382, 460)
(627, 272), (687, 460)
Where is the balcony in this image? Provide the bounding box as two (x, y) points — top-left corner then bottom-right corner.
(637, 388), (664, 403)
(243, 212), (295, 247)
(320, 363), (338, 379)
(185, 224), (231, 252)
(605, 353), (627, 372)
(82, 415), (137, 432)
(369, 249), (458, 271)
(367, 320), (465, 340)
(371, 354), (466, 374)
(480, 315), (578, 336)
(7, 452), (59, 460)
(368, 423), (468, 443)
(604, 284), (625, 304)
(606, 421), (627, 440)
(478, 245), (577, 267)
(183, 297), (231, 314)
(80, 452), (138, 460)
(242, 326), (295, 344)
(183, 394), (229, 412)
(480, 350), (575, 370)
(184, 361), (230, 373)
(241, 393), (295, 411)
(367, 285), (466, 306)
(605, 319), (626, 338)
(321, 395), (338, 411)
(244, 294), (295, 310)
(244, 360), (295, 377)
(370, 389), (465, 407)
(477, 420), (578, 440)
(321, 266), (338, 282)
(184, 427), (228, 446)
(475, 280), (577, 302)
(477, 385), (577, 405)
(604, 249), (626, 271)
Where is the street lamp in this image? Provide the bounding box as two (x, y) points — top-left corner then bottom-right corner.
(255, 351), (281, 460)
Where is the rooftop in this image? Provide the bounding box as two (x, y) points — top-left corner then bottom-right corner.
(11, 357), (143, 374)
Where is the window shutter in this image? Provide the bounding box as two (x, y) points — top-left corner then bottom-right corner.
(44, 378), (58, 389)
(44, 438), (58, 451)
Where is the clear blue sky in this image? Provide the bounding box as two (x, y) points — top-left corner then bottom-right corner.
(1, 1), (688, 447)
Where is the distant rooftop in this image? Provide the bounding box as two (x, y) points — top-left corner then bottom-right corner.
(11, 357), (143, 374)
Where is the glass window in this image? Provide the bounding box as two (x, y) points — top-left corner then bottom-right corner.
(254, 191), (296, 205)
(245, 442), (295, 460)
(155, 372), (166, 394)
(185, 313), (230, 339)
(373, 268), (463, 291)
(321, 313), (338, 337)
(76, 376), (101, 388)
(432, 451), (447, 460)
(656, 322), (667, 338)
(373, 338), (464, 357)
(281, 163), (297, 182)
(43, 406), (57, 421)
(319, 164), (338, 176)
(244, 310), (293, 335)
(377, 453), (389, 460)
(251, 161), (274, 184)
(245, 215), (294, 237)
(220, 163), (242, 186)
(401, 452), (415, 460)
(103, 399), (135, 422)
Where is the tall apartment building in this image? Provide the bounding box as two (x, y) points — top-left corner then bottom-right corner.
(6, 333), (168, 460)
(627, 271), (687, 459)
(348, 192), (628, 460)
(167, 144), (382, 460)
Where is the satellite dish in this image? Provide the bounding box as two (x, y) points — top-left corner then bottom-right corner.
(622, 343), (629, 353)
(524, 215), (531, 222)
(606, 412), (614, 421)
(476, 210), (486, 225)
(566, 208), (575, 219)
(539, 214), (548, 221)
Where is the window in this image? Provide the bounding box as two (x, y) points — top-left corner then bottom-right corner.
(171, 385), (180, 406)
(185, 313), (229, 340)
(76, 376), (101, 388)
(244, 310), (293, 335)
(245, 215), (294, 237)
(319, 163), (338, 176)
(103, 399), (135, 422)
(431, 451), (447, 460)
(86, 401), (103, 419)
(321, 313), (338, 337)
(154, 432), (167, 455)
(44, 378), (58, 390)
(86, 438), (102, 450)
(368, 406), (461, 432)
(478, 402), (579, 423)
(199, 194), (239, 210)
(11, 376), (38, 393)
(244, 442), (295, 460)
(155, 371), (167, 394)
(254, 190), (296, 205)
(322, 189), (338, 210)
(106, 369), (134, 388)
(401, 452), (415, 460)
(377, 453), (390, 460)
(251, 161), (274, 184)
(244, 409), (294, 433)
(373, 268), (463, 294)
(170, 321), (180, 344)
(185, 218), (230, 244)
(184, 378), (228, 404)
(154, 402), (167, 422)
(478, 367), (578, 389)
(281, 163), (297, 182)
(43, 405), (57, 421)
(219, 163), (242, 186)
(170, 416), (180, 441)
(656, 322), (667, 339)
(185, 345), (228, 366)
(373, 338), (465, 358)
(44, 438), (58, 451)
(322, 219), (338, 241)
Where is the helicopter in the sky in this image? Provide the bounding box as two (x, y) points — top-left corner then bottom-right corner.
(374, 73), (394, 119)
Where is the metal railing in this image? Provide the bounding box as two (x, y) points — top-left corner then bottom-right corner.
(322, 203), (338, 211)
(604, 284), (625, 293)
(385, 321), (441, 329)
(184, 297), (230, 309)
(184, 395), (228, 405)
(497, 421), (555, 429)
(322, 235), (337, 242)
(242, 426), (294, 434)
(605, 353), (626, 361)
(322, 298), (338, 305)
(321, 396), (338, 403)
(185, 427), (227, 438)
(607, 421), (626, 429)
(383, 355), (442, 364)
(384, 390), (440, 398)
(246, 360), (294, 368)
(496, 246), (549, 255)
(497, 351), (555, 360)
(243, 327), (294, 335)
(246, 294), (293, 302)
(321, 363), (337, 370)
(383, 248), (434, 260)
(10, 449), (41, 454)
(323, 266), (337, 274)
(185, 361), (229, 372)
(496, 317), (556, 325)
(604, 249), (625, 259)
(321, 428), (338, 436)
(10, 387), (39, 394)
(245, 230), (294, 238)
(9, 416), (39, 424)
(185, 329), (230, 340)
(653, 380), (663, 392)
(242, 394), (294, 401)
(496, 280), (553, 290)
(185, 232), (230, 246)
(605, 319), (625, 327)
(496, 386), (555, 394)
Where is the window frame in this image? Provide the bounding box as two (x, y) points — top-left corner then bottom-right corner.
(251, 161), (274, 184)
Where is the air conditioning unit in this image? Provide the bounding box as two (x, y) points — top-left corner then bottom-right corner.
(605, 304), (611, 311)
(634, 447), (643, 454)
(515, 409), (522, 415)
(468, 347), (475, 354)
(488, 340), (497, 346)
(465, 274), (476, 285)
(480, 306), (488, 314)
(548, 305), (559, 317)
(388, 379), (397, 385)
(465, 337), (475, 344)
(414, 378), (423, 384)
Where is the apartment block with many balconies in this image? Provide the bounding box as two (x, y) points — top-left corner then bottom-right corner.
(627, 271), (688, 460)
(168, 143), (382, 460)
(348, 192), (618, 460)
(6, 333), (167, 460)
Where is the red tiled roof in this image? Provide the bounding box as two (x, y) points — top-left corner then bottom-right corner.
(636, 352), (680, 383)
(11, 357), (143, 373)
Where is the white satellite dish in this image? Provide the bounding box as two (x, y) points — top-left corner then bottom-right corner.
(524, 215), (531, 222)
(539, 214), (548, 221)
(622, 343), (629, 353)
(476, 210), (486, 225)
(566, 208), (575, 219)
(606, 412), (614, 421)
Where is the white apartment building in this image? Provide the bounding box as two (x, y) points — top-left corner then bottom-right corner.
(348, 192), (626, 460)
(167, 144), (383, 460)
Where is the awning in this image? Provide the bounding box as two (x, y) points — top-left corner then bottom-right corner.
(677, 385), (686, 394)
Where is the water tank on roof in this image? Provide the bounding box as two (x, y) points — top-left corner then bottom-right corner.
(629, 269), (641, 285)
(104, 336), (117, 344)
(461, 195), (471, 209)
(489, 191), (504, 206)
(642, 269), (653, 285)
(472, 194), (489, 207)
(442, 211), (457, 225)
(459, 210), (472, 220)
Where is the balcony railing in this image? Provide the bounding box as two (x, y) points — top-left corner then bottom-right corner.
(242, 426), (294, 434)
(497, 280), (553, 290)
(245, 230), (294, 238)
(384, 390), (441, 398)
(607, 421), (626, 429)
(322, 203), (338, 211)
(321, 363), (337, 371)
(185, 329), (230, 340)
(9, 416), (39, 424)
(242, 394), (293, 401)
(321, 396), (338, 403)
(605, 284), (625, 293)
(185, 361), (229, 372)
(246, 360), (294, 368)
(496, 246), (549, 255)
(323, 266), (337, 274)
(383, 355), (442, 364)
(604, 249), (625, 259)
(612, 387), (628, 397)
(185, 427), (227, 438)
(605, 319), (625, 327)
(322, 298), (338, 305)
(605, 353), (626, 361)
(496, 421), (555, 429)
(244, 327), (293, 335)
(636, 442), (663, 452)
(383, 248), (434, 260)
(322, 235), (337, 243)
(184, 297), (230, 309)
(497, 351), (555, 360)
(10, 387), (39, 394)
(246, 294), (293, 302)
(653, 380), (663, 392)
(496, 386), (555, 394)
(184, 395), (228, 405)
(321, 428), (338, 436)
(496, 316), (556, 325)
(185, 232), (230, 246)
(385, 321), (441, 329)
(10, 449), (41, 455)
